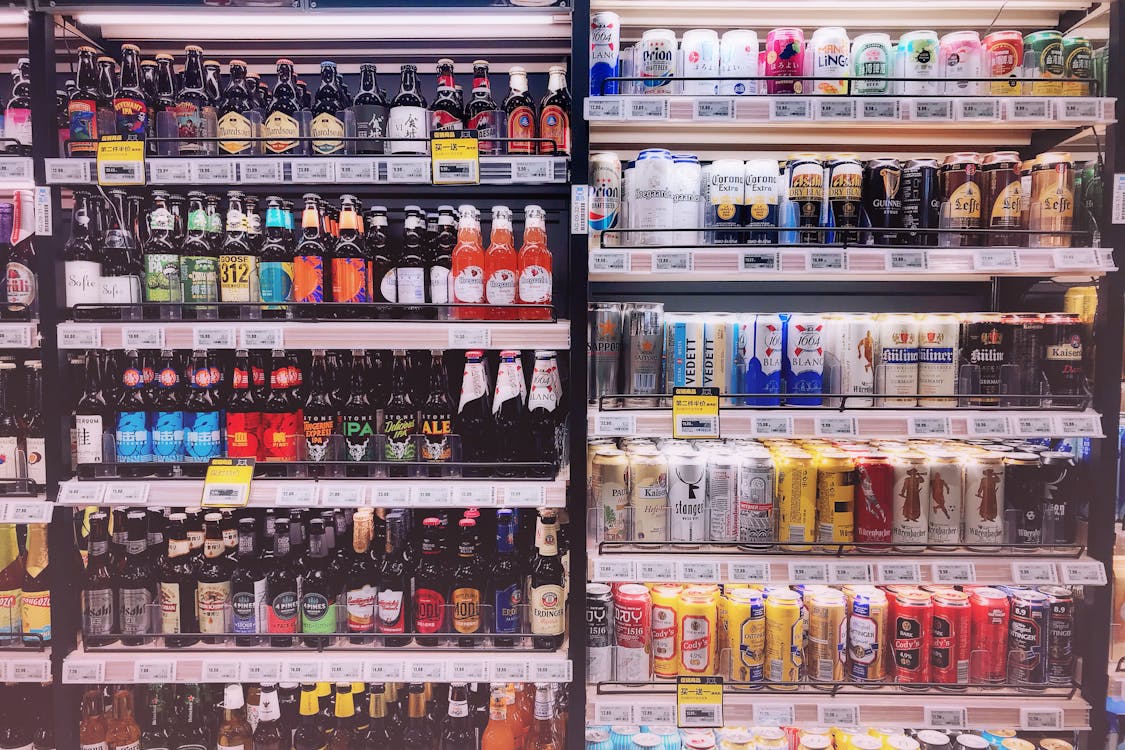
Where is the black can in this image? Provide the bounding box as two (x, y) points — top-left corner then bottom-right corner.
(959, 315), (1013, 405)
(1007, 589), (1049, 688)
(586, 583), (614, 683)
(1042, 313), (1086, 400)
(1006, 313), (1047, 405)
(1039, 585), (1075, 686)
(1003, 453), (1044, 546)
(1041, 450), (1079, 545)
(902, 158), (940, 247)
(863, 157), (903, 245)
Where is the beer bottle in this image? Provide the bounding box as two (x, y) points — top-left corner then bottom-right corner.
(183, 351), (221, 462)
(218, 685), (253, 750)
(140, 686), (170, 750)
(231, 517), (266, 646)
(455, 350), (492, 472)
(218, 59), (256, 155)
(525, 684), (559, 750)
(264, 81), (280, 112)
(157, 512), (198, 647)
(396, 206), (427, 313)
(220, 509), (238, 560)
(100, 189), (143, 305)
(365, 206), (396, 307)
(148, 349), (184, 464)
(465, 60), (502, 154)
(3, 58), (30, 155)
(226, 350), (262, 460)
(331, 196), (369, 308)
(140, 58), (158, 109)
(298, 518), (335, 647)
(68, 46), (101, 155)
(492, 350), (528, 474)
(351, 63), (388, 155)
(115, 349), (152, 466)
(400, 685), (431, 750)
(292, 685), (323, 750)
(108, 507), (128, 573)
(487, 510), (521, 647)
(106, 688), (142, 750)
(263, 517), (297, 647)
(440, 683), (474, 750)
(294, 194), (327, 304)
(172, 687), (209, 750)
(83, 512), (117, 647)
(377, 513), (409, 645)
(381, 351), (418, 473)
(19, 523), (48, 645)
(342, 510), (377, 642)
(185, 509), (205, 556)
(357, 686), (394, 748)
(244, 72), (262, 108)
(516, 205), (552, 320)
(202, 58), (221, 106)
(0, 523), (20, 647)
(413, 516), (449, 646)
(301, 350), (335, 463)
(484, 206), (518, 318)
(17, 361), (43, 489)
(218, 190), (261, 303)
(429, 58), (463, 133)
(528, 510), (565, 649)
(253, 685), (286, 750)
(480, 689), (515, 750)
(325, 684), (354, 750)
(504, 66), (536, 155)
(427, 206), (456, 310)
(118, 510), (154, 646)
(95, 55), (117, 141)
(451, 518), (483, 646)
(5, 190), (36, 314)
(153, 52), (177, 117)
(142, 192), (181, 303)
(174, 46), (209, 155)
(259, 196), (295, 308)
(527, 351), (559, 476)
(419, 351), (453, 469)
(451, 206), (485, 317)
(387, 65), (428, 155)
(114, 43), (148, 140)
(64, 190), (103, 308)
(194, 512), (232, 643)
(179, 191), (220, 307)
(264, 59), (302, 155)
(538, 65), (571, 156)
(262, 350), (300, 462)
(311, 61), (346, 155)
(337, 351), (375, 463)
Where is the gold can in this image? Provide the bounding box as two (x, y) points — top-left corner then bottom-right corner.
(816, 451), (856, 550)
(755, 728), (789, 750)
(764, 589), (804, 688)
(847, 587), (888, 683)
(777, 450), (816, 551)
(678, 585), (719, 676)
(726, 588), (766, 685)
(592, 448), (630, 542)
(1039, 741), (1074, 750)
(1064, 285), (1097, 326)
(851, 737), (884, 750)
(1029, 152), (1075, 248)
(651, 583), (681, 679)
(1001, 741), (1035, 750)
(719, 730), (756, 750)
(807, 589), (847, 683)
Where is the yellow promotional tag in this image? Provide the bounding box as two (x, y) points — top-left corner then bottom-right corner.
(677, 676), (723, 728)
(672, 386), (720, 439)
(201, 457), (255, 507)
(96, 135), (146, 186)
(431, 130), (480, 185)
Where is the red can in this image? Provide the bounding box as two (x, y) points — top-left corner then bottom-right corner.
(969, 586), (1011, 683)
(612, 583), (653, 682)
(855, 453), (894, 550)
(982, 30), (1025, 95)
(890, 590), (932, 685)
(931, 590), (972, 686)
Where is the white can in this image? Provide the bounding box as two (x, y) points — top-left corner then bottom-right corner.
(917, 313), (959, 407)
(720, 29), (760, 95)
(876, 313), (919, 406)
(671, 153), (704, 246)
(621, 160), (634, 233)
(898, 30), (941, 95)
(963, 454), (1005, 549)
(706, 159), (746, 245)
(630, 448), (670, 542)
(939, 30), (983, 95)
(925, 453), (964, 549)
(812, 27), (851, 94)
(633, 148), (675, 246)
(706, 448), (738, 542)
(736, 449), (775, 547)
(851, 33), (892, 94)
(681, 29), (721, 95)
(590, 152), (622, 240)
(892, 453), (929, 549)
(703, 315), (734, 394)
(639, 28), (678, 95)
(669, 450), (707, 542)
(744, 159), (781, 244)
(824, 313), (876, 407)
(590, 11), (622, 96)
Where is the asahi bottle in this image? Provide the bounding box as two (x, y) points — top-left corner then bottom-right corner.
(387, 65), (428, 154)
(351, 63), (389, 154)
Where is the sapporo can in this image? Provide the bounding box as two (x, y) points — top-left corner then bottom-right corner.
(892, 452), (929, 550)
(807, 589), (848, 683)
(589, 302), (624, 401)
(765, 589), (804, 687)
(890, 589), (932, 685)
(736, 449), (775, 549)
(983, 31), (1024, 95)
(629, 448), (669, 542)
(1007, 589), (1049, 688)
(855, 453), (894, 550)
(706, 449), (738, 543)
(613, 583), (653, 682)
(847, 588), (888, 683)
(777, 450), (816, 550)
(593, 448), (630, 542)
(1040, 585), (1074, 686)
(931, 590), (971, 687)
(651, 583), (681, 678)
(816, 451), (856, 550)
(1029, 152), (1075, 249)
(1023, 30), (1064, 96)
(969, 586), (1011, 683)
(1062, 36), (1093, 95)
(964, 453), (1005, 548)
(586, 583), (615, 684)
(926, 453), (964, 549)
(728, 588), (766, 685)
(669, 450), (707, 543)
(678, 585), (719, 675)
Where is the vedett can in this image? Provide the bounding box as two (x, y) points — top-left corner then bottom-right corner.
(969, 587), (1011, 683)
(590, 152), (622, 237)
(855, 453), (894, 549)
(623, 302), (664, 405)
(613, 583), (653, 682)
(669, 451), (707, 543)
(931, 590), (971, 686)
(587, 583), (615, 684)
(1007, 590), (1049, 688)
(917, 314), (960, 407)
(1041, 586), (1074, 686)
(902, 159), (941, 246)
(590, 12), (622, 96)
(890, 590), (932, 685)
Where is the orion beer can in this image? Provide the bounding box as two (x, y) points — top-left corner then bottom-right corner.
(623, 302), (664, 405)
(590, 152), (622, 238)
(669, 451), (708, 542)
(587, 583), (615, 683)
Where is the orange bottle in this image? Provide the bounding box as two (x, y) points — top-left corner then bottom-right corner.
(525, 683), (560, 750)
(480, 689), (516, 750)
(451, 204), (485, 320)
(517, 204), (552, 320)
(484, 205), (518, 320)
(504, 683), (530, 749)
(105, 687), (141, 750)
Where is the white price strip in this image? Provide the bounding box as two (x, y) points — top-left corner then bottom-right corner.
(454, 485), (496, 506)
(1056, 414), (1101, 436)
(770, 98), (813, 121)
(59, 481), (107, 505)
(325, 660), (364, 682)
(449, 660), (490, 682)
(739, 251), (780, 272)
(7, 503), (54, 524)
(593, 557), (636, 581)
(817, 99), (857, 120)
(505, 485), (547, 507)
(635, 703), (675, 726)
(585, 98), (625, 121)
(818, 704), (859, 727)
(409, 662), (447, 681)
(0, 324), (33, 348)
(11, 659), (50, 683)
(816, 416), (857, 437)
(859, 100), (899, 120)
(292, 159), (336, 184)
(276, 484), (319, 507)
(829, 562), (873, 584)
(371, 486), (410, 507)
(911, 99), (953, 120)
(678, 561), (721, 582)
(595, 704), (634, 725)
(753, 704), (795, 726)
(729, 562), (771, 583)
(492, 661), (530, 682)
(973, 248), (1019, 271)
(241, 661), (281, 682)
(512, 158), (554, 183)
(1008, 99), (1051, 120)
(958, 98), (1000, 120)
(637, 560), (678, 582)
(589, 251), (631, 273)
(59, 325), (102, 349)
(0, 662), (14, 682)
(533, 660), (573, 683)
(789, 562), (829, 584)
(190, 160), (237, 184)
(0, 158), (30, 182)
(1020, 708), (1064, 730)
(322, 485), (366, 507)
(202, 661), (242, 683)
(105, 483), (151, 506)
(692, 98), (735, 121)
(925, 707), (968, 729)
(134, 660), (176, 683)
(148, 160), (192, 183)
(240, 327), (284, 349)
(64, 659), (105, 684)
(364, 661), (405, 682)
(386, 159), (430, 184)
(1060, 561), (1108, 585)
(878, 563), (922, 584)
(968, 415), (1012, 437)
(932, 562), (977, 584)
(808, 250), (847, 271)
(239, 160), (285, 184)
(448, 327), (492, 348)
(410, 485), (452, 506)
(675, 413), (719, 439)
(752, 416), (794, 437)
(334, 159), (377, 184)
(1015, 416), (1056, 436)
(193, 326), (238, 350)
(284, 661), (323, 682)
(1055, 248), (1099, 269)
(1012, 562), (1060, 585)
(909, 416), (951, 437)
(653, 251), (694, 272)
(1059, 99), (1100, 121)
(889, 250), (927, 271)
(122, 326), (165, 350)
(595, 413), (637, 436)
(47, 158), (90, 184)
(625, 97), (669, 120)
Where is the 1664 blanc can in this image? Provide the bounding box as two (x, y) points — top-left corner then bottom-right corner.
(613, 583), (653, 682)
(679, 585), (719, 675)
(969, 586), (1011, 683)
(931, 590), (971, 686)
(651, 583), (681, 678)
(816, 451), (856, 550)
(926, 452), (964, 549)
(669, 450), (708, 543)
(964, 453), (1005, 549)
(892, 452), (929, 550)
(890, 590), (933, 685)
(587, 583), (615, 684)
(918, 313), (960, 407)
(1007, 589), (1049, 688)
(783, 313), (824, 405)
(593, 448), (630, 542)
(855, 453), (894, 549)
(1041, 585), (1075, 686)
(746, 313), (784, 405)
(629, 448), (669, 542)
(765, 589), (805, 686)
(808, 589), (848, 683)
(847, 588), (888, 683)
(778, 450), (817, 550)
(728, 588), (766, 684)
(736, 449), (775, 548)
(590, 12), (622, 96)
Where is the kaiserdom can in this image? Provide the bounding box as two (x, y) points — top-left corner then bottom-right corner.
(728, 587), (766, 684)
(629, 448), (669, 542)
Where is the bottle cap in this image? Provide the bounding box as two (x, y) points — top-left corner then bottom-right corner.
(224, 684), (245, 710)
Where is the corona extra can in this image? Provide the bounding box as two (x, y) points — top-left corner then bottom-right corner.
(807, 589), (848, 683)
(815, 451), (856, 550)
(728, 588), (766, 685)
(678, 585), (719, 675)
(651, 583), (681, 678)
(765, 589), (804, 687)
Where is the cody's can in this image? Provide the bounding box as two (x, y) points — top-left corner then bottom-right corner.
(1024, 30), (1064, 96)
(590, 152), (622, 237)
(926, 453), (964, 548)
(892, 453), (929, 549)
(1007, 590), (1049, 687)
(778, 451), (816, 549)
(587, 583), (615, 684)
(898, 30), (941, 95)
(783, 313), (824, 405)
(651, 583), (681, 678)
(1041, 585), (1074, 686)
(851, 33), (892, 94)
(766, 28), (806, 94)
(765, 589), (804, 685)
(983, 31), (1024, 95)
(736, 450), (775, 548)
(890, 590), (932, 685)
(589, 302), (624, 402)
(964, 453), (1005, 548)
(630, 449), (669, 542)
(639, 29), (678, 94)
(788, 157), (825, 244)
(593, 448), (630, 542)
(983, 151), (1023, 247)
(590, 12), (622, 96)
(931, 590), (971, 686)
(1029, 152), (1075, 249)
(864, 158), (903, 245)
(827, 157), (863, 244)
(746, 313), (784, 405)
(815, 451), (856, 548)
(940, 152), (984, 247)
(613, 583), (653, 682)
(877, 313), (919, 407)
(728, 588), (766, 684)
(808, 589), (848, 682)
(969, 586), (1011, 683)
(812, 27), (851, 95)
(669, 451), (707, 542)
(623, 302), (664, 405)
(678, 585), (719, 675)
(745, 159), (781, 245)
(848, 588), (888, 682)
(706, 449), (738, 543)
(918, 313), (960, 407)
(1062, 36), (1093, 96)
(902, 158), (941, 246)
(855, 453), (894, 549)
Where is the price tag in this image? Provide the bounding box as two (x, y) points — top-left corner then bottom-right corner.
(878, 563), (922, 584)
(809, 250), (847, 271)
(678, 676), (724, 728)
(449, 660), (490, 682)
(499, 157), (550, 185)
(1015, 416), (1055, 436)
(326, 660), (364, 681)
(740, 251), (780, 272)
(455, 485), (495, 506)
(284, 661), (323, 681)
(386, 158), (430, 183)
(122, 326), (165, 350)
(595, 704), (634, 724)
(322, 484), (366, 507)
(334, 159), (377, 184)
(1012, 561), (1060, 585)
(693, 98), (735, 120)
(192, 326), (238, 350)
(505, 485), (547, 507)
(932, 562), (976, 584)
(240, 327), (283, 349)
(770, 98), (812, 120)
(201, 458), (254, 507)
(678, 561), (721, 582)
(829, 562), (874, 584)
(371, 485), (409, 507)
(364, 660), (405, 682)
(1054, 248), (1099, 269)
(0, 325), (33, 348)
(58, 481), (107, 505)
(968, 415), (1012, 437)
(239, 159), (286, 184)
(276, 484), (318, 507)
(410, 485), (452, 505)
(409, 662), (447, 681)
(889, 250), (927, 271)
(973, 248), (1019, 271)
(202, 661), (242, 683)
(911, 99), (953, 120)
(637, 560), (678, 582)
(59, 325), (102, 349)
(241, 660), (281, 682)
(492, 661), (530, 682)
(148, 160), (192, 183)
(789, 562), (829, 583)
(572, 184), (589, 235)
(753, 703), (795, 726)
(1060, 561), (1108, 585)
(1059, 99), (1100, 121)
(0, 158), (30, 183)
(431, 132), (479, 185)
(585, 97), (625, 120)
(7, 503), (54, 524)
(35, 186), (52, 237)
(859, 100), (899, 120)
(729, 562), (771, 583)
(190, 160), (236, 184)
(46, 158), (90, 184)
(653, 251), (694, 272)
(96, 137), (146, 186)
(11, 659), (50, 683)
(134, 660), (176, 683)
(1020, 708), (1063, 730)
(924, 707), (967, 729)
(626, 97), (669, 120)
(533, 660), (573, 682)
(105, 483), (151, 506)
(673, 387), (720, 439)
(594, 413), (637, 436)
(1056, 414), (1101, 436)
(589, 251), (631, 272)
(958, 98), (1000, 120)
(64, 658), (105, 684)
(636, 703), (676, 726)
(816, 416), (857, 437)
(290, 159), (336, 184)
(909, 416), (951, 437)
(818, 704), (859, 727)
(448, 327), (492, 348)
(593, 557), (636, 581)
(752, 416), (794, 437)
(817, 98), (857, 120)
(1008, 99), (1051, 120)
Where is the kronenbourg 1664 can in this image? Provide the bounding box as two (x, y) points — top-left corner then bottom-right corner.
(745, 313), (783, 406)
(590, 12), (622, 96)
(782, 313), (824, 405)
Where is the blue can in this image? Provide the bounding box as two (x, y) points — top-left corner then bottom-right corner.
(782, 313), (824, 405)
(744, 313), (783, 405)
(1007, 589), (1049, 687)
(590, 13), (621, 96)
(610, 725), (641, 750)
(586, 728), (614, 750)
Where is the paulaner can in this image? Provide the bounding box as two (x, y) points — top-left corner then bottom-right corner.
(783, 313), (824, 405)
(613, 583), (653, 682)
(651, 583), (681, 678)
(593, 448), (630, 542)
(679, 585), (719, 675)
(669, 450), (707, 543)
(787, 157), (825, 244)
(964, 453), (1005, 548)
(983, 151), (1023, 247)
(918, 313), (960, 407)
(1008, 589), (1049, 688)
(765, 589), (804, 686)
(706, 449), (738, 543)
(808, 589), (848, 683)
(864, 158), (903, 245)
(892, 453), (929, 550)
(623, 302), (664, 406)
(890, 590), (932, 685)
(827, 157), (864, 244)
(848, 588), (888, 682)
(902, 158), (941, 247)
(590, 152), (622, 237)
(589, 302), (624, 402)
(816, 451), (856, 549)
(1041, 585), (1074, 686)
(877, 313), (919, 407)
(969, 586), (1011, 683)
(855, 453), (894, 549)
(587, 583), (615, 684)
(926, 452), (964, 549)
(940, 153), (984, 247)
(630, 448), (669, 542)
(931, 590), (971, 686)
(777, 450), (817, 550)
(728, 588), (766, 684)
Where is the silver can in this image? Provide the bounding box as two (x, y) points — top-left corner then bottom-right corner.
(963, 453), (1005, 549)
(925, 452), (964, 549)
(668, 450), (707, 543)
(876, 313), (919, 406)
(823, 313), (876, 407)
(590, 152), (622, 241)
(589, 302), (625, 403)
(706, 448), (738, 542)
(891, 452), (929, 550)
(624, 302), (665, 406)
(586, 583), (615, 684)
(736, 449), (775, 548)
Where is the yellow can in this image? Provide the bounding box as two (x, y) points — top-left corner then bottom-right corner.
(678, 585), (719, 676)
(1064, 285), (1097, 326)
(719, 729), (756, 750)
(765, 589), (804, 687)
(755, 728), (789, 750)
(807, 589), (847, 683)
(726, 588), (766, 685)
(800, 736), (832, 750)
(777, 450), (816, 550)
(851, 736), (884, 750)
(868, 729), (896, 746)
(834, 728), (860, 750)
(816, 451), (856, 550)
(651, 583), (682, 679)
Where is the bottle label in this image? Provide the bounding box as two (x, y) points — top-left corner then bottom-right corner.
(493, 365), (523, 413)
(467, 109), (502, 153)
(330, 258), (369, 303)
(386, 105), (428, 153)
(218, 111), (254, 154)
(300, 592), (334, 633)
(452, 588), (481, 633)
(518, 264), (551, 304)
(382, 412), (417, 462)
(260, 411), (300, 462)
(493, 582), (521, 634)
(184, 411), (222, 461)
(346, 585), (377, 633)
(430, 108), (461, 132)
(81, 744), (109, 750)
(0, 588), (19, 639)
(396, 267), (426, 304)
(181, 256), (219, 303)
(302, 414), (334, 462)
(949, 181), (982, 223)
(231, 588), (259, 634)
(486, 268), (517, 305)
(448, 701), (469, 719)
(529, 583), (565, 635)
(991, 181), (1023, 227)
(454, 266), (485, 304)
(354, 104), (388, 150)
(65, 260), (103, 307)
(119, 586), (152, 635)
(172, 101), (203, 144)
(144, 254), (182, 303)
(377, 589), (405, 633)
(506, 105), (536, 154)
(414, 588), (446, 634)
(458, 363), (489, 411)
(268, 590), (298, 633)
(83, 588), (113, 636)
(152, 410), (185, 462)
(259, 261), (294, 304)
(429, 266), (451, 304)
(197, 580), (231, 633)
(158, 582), (182, 634)
(115, 411), (152, 463)
(339, 415), (375, 462)
(263, 110), (300, 154)
(219, 254), (261, 303)
(294, 255), (325, 303)
(310, 112), (346, 155)
(539, 104), (570, 155)
(100, 274), (142, 305)
(378, 269), (398, 304)
(20, 589), (49, 643)
(113, 96), (148, 138)
(225, 411), (261, 459)
(4, 107), (30, 147)
(207, 210), (223, 236)
(5, 262), (35, 308)
(67, 99), (99, 153)
(25, 437), (44, 485)
(420, 414), (452, 462)
(75, 414), (104, 464)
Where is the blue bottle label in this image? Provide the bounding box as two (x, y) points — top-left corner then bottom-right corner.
(115, 411), (152, 463)
(152, 410), (185, 462)
(260, 261), (295, 304)
(493, 583), (521, 634)
(184, 411), (222, 460)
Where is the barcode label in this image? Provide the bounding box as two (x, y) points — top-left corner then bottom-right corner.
(818, 704), (859, 727)
(1054, 248), (1099, 269)
(973, 248), (1018, 271)
(455, 485), (495, 506)
(64, 659), (105, 684)
(809, 250), (847, 270)
(512, 158), (554, 182)
(492, 661), (530, 681)
(635, 703), (675, 726)
(585, 98), (625, 120)
(321, 485), (366, 506)
(410, 662), (447, 681)
(1008, 98), (1051, 120)
(191, 160), (237, 184)
(1059, 99), (1100, 121)
(829, 562), (873, 584)
(889, 250), (927, 270)
(740, 252), (780, 271)
(334, 159), (377, 183)
(1060, 561), (1108, 585)
(364, 661), (405, 682)
(241, 661), (281, 682)
(410, 486), (452, 505)
(789, 562), (829, 583)
(753, 704), (795, 726)
(589, 251), (631, 272)
(505, 486), (547, 507)
(1020, 708), (1063, 730)
(123, 326), (165, 350)
(59, 481), (107, 505)
(449, 661), (490, 682)
(202, 661), (242, 683)
(626, 97), (669, 120)
(594, 413), (637, 436)
(925, 707), (967, 728)
(105, 483), (150, 506)
(6, 503), (54, 524)
(753, 416), (793, 437)
(533, 660), (572, 683)
(283, 661), (323, 681)
(0, 324), (33, 348)
(817, 99), (856, 120)
(816, 416), (857, 437)
(593, 558), (636, 581)
(909, 416), (951, 437)
(59, 325), (102, 349)
(932, 562), (976, 584)
(148, 160), (192, 183)
(1056, 414), (1101, 436)
(911, 99), (953, 120)
(47, 158), (90, 184)
(859, 100), (899, 120)
(1015, 416), (1055, 436)
(326, 661), (364, 681)
(678, 561), (720, 582)
(958, 98), (999, 120)
(193, 326), (238, 350)
(968, 416), (1012, 436)
(276, 484), (318, 506)
(595, 704), (634, 724)
(11, 659), (50, 683)
(448, 327), (492, 348)
(693, 98), (735, 120)
(878, 563), (922, 584)
(386, 159), (430, 183)
(291, 159), (336, 183)
(239, 159), (285, 184)
(134, 660), (176, 683)
(240, 327), (284, 349)
(638, 560), (678, 581)
(372, 486), (410, 506)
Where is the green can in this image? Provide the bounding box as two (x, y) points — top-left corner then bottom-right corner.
(180, 256), (219, 303)
(1063, 35), (1093, 95)
(1093, 46), (1108, 96)
(1024, 30), (1064, 95)
(143, 253), (182, 303)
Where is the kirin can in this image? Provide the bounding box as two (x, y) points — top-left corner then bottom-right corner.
(593, 448), (630, 542)
(679, 585), (719, 675)
(815, 451), (856, 549)
(745, 313), (784, 405)
(669, 450), (707, 542)
(706, 449), (738, 543)
(639, 29), (678, 95)
(587, 583), (615, 684)
(855, 453), (894, 549)
(931, 590), (971, 686)
(766, 28), (806, 94)
(1028, 152), (1075, 249)
(969, 586), (1011, 683)
(812, 27), (851, 95)
(1007, 589), (1049, 687)
(926, 452), (964, 549)
(1041, 585), (1074, 686)
(623, 302), (665, 405)
(782, 313), (824, 405)
(863, 158), (903, 246)
(848, 588), (888, 682)
(681, 29), (721, 96)
(808, 589), (848, 683)
(892, 452), (929, 550)
(982, 31), (1024, 95)
(890, 590), (932, 685)
(630, 448), (669, 542)
(1062, 35), (1093, 96)
(918, 313), (960, 407)
(720, 30), (760, 96)
(940, 152), (984, 247)
(613, 583), (653, 682)
(736, 450), (775, 548)
(651, 583), (681, 678)
(589, 302), (624, 402)
(902, 158), (941, 246)
(823, 313), (876, 407)
(939, 31), (983, 95)
(765, 589), (804, 685)
(1023, 30), (1064, 96)
(827, 158), (864, 245)
(964, 453), (1005, 548)
(983, 151), (1023, 247)
(787, 157), (825, 244)
(898, 30), (941, 95)
(728, 588), (766, 684)
(590, 152), (622, 238)
(777, 450), (816, 550)
(877, 313), (919, 406)
(590, 12), (622, 96)
(851, 33), (892, 95)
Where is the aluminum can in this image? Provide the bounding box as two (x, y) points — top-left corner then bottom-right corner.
(590, 12), (622, 96)
(926, 452), (964, 548)
(621, 160), (634, 230)
(745, 313), (783, 405)
(706, 449), (738, 542)
(651, 583), (681, 678)
(1004, 452), (1045, 547)
(898, 30), (941, 95)
(590, 302), (624, 402)
(852, 33), (892, 94)
(940, 152), (984, 247)
(916, 732), (953, 750)
(982, 151), (1023, 247)
(782, 313), (825, 405)
(1041, 585), (1074, 686)
(1062, 35), (1093, 96)
(787, 157), (825, 244)
(703, 315), (734, 394)
(587, 583), (615, 683)
(959, 314), (1011, 405)
(766, 28), (806, 94)
(623, 302), (665, 405)
(931, 590), (971, 685)
(633, 148), (675, 246)
(736, 449), (775, 548)
(613, 583), (653, 681)
(877, 313), (919, 406)
(728, 588), (766, 684)
(964, 453), (1005, 548)
(777, 450), (816, 549)
(678, 585), (719, 675)
(1023, 30), (1064, 96)
(630, 448), (669, 542)
(639, 29), (678, 95)
(670, 154), (703, 246)
(665, 314), (705, 390)
(863, 158), (904, 245)
(593, 448), (630, 542)
(812, 27), (851, 94)
(902, 158), (941, 246)
(681, 29), (721, 96)
(1040, 451), (1078, 545)
(890, 590), (932, 684)
(940, 31), (983, 95)
(855, 453), (894, 549)
(669, 450), (707, 542)
(765, 589), (804, 685)
(969, 586), (1011, 683)
(848, 588), (888, 682)
(827, 158), (864, 244)
(892, 452), (929, 549)
(1006, 312), (1046, 405)
(1029, 152), (1075, 249)
(807, 589), (848, 682)
(707, 159), (747, 245)
(815, 451), (856, 548)
(983, 31), (1024, 95)
(720, 30), (760, 96)
(1007, 589), (1049, 687)
(590, 152), (622, 236)
(824, 313), (876, 407)
(918, 313), (960, 406)
(745, 159), (781, 244)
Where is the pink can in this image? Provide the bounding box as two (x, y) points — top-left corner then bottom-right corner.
(982, 30), (1024, 95)
(940, 30), (983, 95)
(766, 27), (806, 94)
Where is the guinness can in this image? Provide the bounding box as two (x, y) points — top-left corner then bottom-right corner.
(939, 152), (984, 247)
(983, 151), (1023, 247)
(827, 156), (863, 244)
(863, 158), (903, 245)
(902, 158), (941, 246)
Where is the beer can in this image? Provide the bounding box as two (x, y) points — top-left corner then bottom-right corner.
(876, 313), (919, 406)
(782, 313), (824, 406)
(669, 451), (707, 542)
(736, 449), (776, 548)
(1062, 36), (1093, 96)
(1041, 585), (1074, 686)
(890, 590), (932, 685)
(1007, 589), (1049, 687)
(1042, 313), (1085, 402)
(621, 160), (634, 231)
(678, 585), (719, 675)
(671, 154), (703, 247)
(863, 158), (903, 246)
(728, 588), (766, 684)
(651, 583), (681, 678)
(745, 313), (784, 406)
(823, 313), (876, 407)
(590, 12), (622, 96)
(613, 583), (653, 682)
(680, 29), (720, 96)
(708, 159), (747, 245)
(969, 586), (1011, 683)
(827, 158), (864, 245)
(851, 33), (892, 95)
(983, 31), (1024, 95)
(983, 151), (1023, 247)
(765, 589), (804, 686)
(787, 157), (825, 244)
(587, 583), (615, 684)
(706, 449), (738, 543)
(916, 732), (953, 750)
(745, 159), (781, 245)
(917, 313), (960, 407)
(964, 453), (1005, 548)
(639, 29), (678, 95)
(777, 450), (817, 549)
(666, 314), (705, 390)
(855, 453), (894, 549)
(807, 590), (848, 683)
(589, 302), (624, 402)
(931, 590), (971, 686)
(590, 152), (622, 237)
(1004, 453), (1044, 547)
(812, 27), (851, 95)
(959, 314), (1011, 405)
(720, 30), (760, 96)
(703, 315), (733, 394)
(815, 451), (856, 549)
(766, 28), (806, 94)
(623, 302), (665, 405)
(940, 31), (983, 95)
(630, 448), (669, 542)
(593, 448), (630, 542)
(926, 452), (964, 549)
(940, 152), (984, 247)
(1023, 30), (1064, 96)
(633, 148), (675, 246)
(902, 159), (941, 246)
(848, 588), (888, 682)
(892, 453), (929, 550)
(1040, 451), (1078, 546)
(1029, 152), (1074, 248)
(898, 30), (941, 95)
